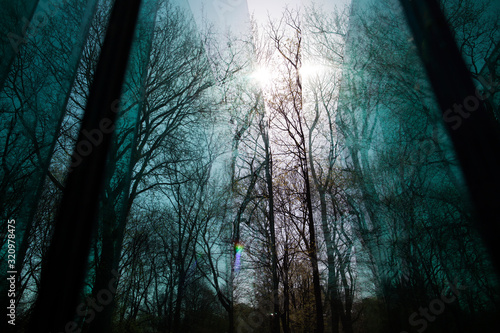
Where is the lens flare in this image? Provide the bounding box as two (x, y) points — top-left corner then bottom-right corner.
(234, 241), (244, 274)
(235, 242), (244, 253)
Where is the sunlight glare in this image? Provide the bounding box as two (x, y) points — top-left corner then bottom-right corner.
(250, 66), (273, 87)
(299, 63), (327, 79)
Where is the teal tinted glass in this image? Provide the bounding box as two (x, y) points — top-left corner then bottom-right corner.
(0, 0), (99, 312)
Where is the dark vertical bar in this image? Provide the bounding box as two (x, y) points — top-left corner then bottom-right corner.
(398, 0), (500, 272)
(28, 0), (142, 332)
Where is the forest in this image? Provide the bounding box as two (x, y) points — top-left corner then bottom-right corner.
(1, 0), (500, 332)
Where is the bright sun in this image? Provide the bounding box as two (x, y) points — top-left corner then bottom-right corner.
(250, 66), (273, 87)
(250, 62), (330, 90)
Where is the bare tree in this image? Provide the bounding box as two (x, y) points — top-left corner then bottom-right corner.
(266, 8), (325, 333)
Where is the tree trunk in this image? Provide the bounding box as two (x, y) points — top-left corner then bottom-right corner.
(317, 191), (340, 333)
(228, 303), (235, 333)
(86, 208), (120, 333)
(262, 121), (281, 333)
(282, 245), (291, 333)
(303, 162), (324, 333)
(173, 271), (186, 332)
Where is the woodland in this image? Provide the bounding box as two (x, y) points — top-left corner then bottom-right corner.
(1, 0), (499, 332)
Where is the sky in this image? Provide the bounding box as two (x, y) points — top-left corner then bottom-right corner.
(178, 0), (351, 37)
(177, 0), (499, 40)
(247, 0), (348, 22)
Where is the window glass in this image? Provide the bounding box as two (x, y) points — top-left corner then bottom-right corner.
(1, 0), (499, 332)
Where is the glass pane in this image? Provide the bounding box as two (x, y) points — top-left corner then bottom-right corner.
(2, 0), (499, 332)
(336, 0), (499, 332)
(83, 0), (159, 331)
(0, 0), (39, 88)
(0, 0), (99, 317)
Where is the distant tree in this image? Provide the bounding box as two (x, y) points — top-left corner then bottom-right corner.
(265, 8), (325, 333)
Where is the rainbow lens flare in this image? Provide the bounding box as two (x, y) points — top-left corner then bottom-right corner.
(235, 242), (244, 254)
(234, 241), (244, 274)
